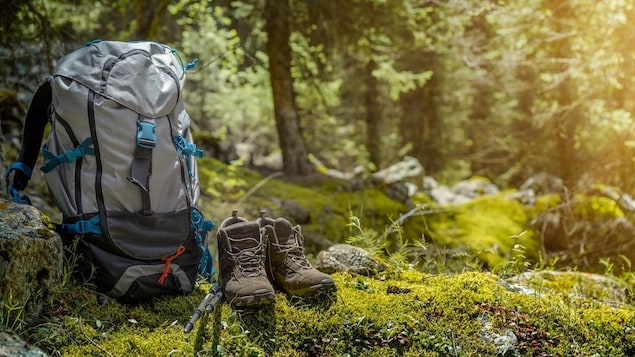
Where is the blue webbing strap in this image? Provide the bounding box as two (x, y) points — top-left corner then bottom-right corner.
(62, 215), (101, 235)
(5, 162), (33, 205)
(173, 135), (203, 178)
(191, 208), (215, 280)
(41, 138), (95, 173)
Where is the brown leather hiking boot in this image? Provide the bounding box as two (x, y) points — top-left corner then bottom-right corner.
(258, 215), (336, 297)
(217, 212), (275, 307)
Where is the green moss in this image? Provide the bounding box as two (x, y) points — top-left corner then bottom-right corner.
(573, 195), (625, 219)
(35, 227), (54, 238)
(527, 193), (624, 221)
(426, 194), (536, 269)
(21, 268), (635, 356)
(529, 193), (561, 216)
(509, 271), (629, 306)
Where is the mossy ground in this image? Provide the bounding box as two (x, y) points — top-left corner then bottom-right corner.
(27, 270), (635, 356)
(9, 158), (635, 355)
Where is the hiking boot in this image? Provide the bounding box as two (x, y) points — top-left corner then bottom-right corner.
(217, 212), (275, 307)
(258, 215), (336, 297)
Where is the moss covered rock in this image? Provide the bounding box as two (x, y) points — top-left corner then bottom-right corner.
(0, 198), (63, 325)
(0, 331), (48, 356)
(420, 193), (537, 270)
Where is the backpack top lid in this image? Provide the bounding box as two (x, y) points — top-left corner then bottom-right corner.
(54, 40), (186, 119)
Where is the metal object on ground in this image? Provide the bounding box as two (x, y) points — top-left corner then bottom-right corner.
(184, 282), (223, 333)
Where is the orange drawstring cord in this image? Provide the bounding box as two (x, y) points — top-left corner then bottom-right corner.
(158, 245), (186, 284)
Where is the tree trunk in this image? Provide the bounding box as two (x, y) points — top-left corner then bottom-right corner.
(399, 86), (424, 164)
(365, 60), (382, 169)
(468, 83), (491, 175)
(264, 0), (313, 176)
(551, 1), (579, 189)
(466, 13), (492, 176)
(399, 53), (443, 175)
(134, 0), (171, 40)
(613, 6), (635, 190)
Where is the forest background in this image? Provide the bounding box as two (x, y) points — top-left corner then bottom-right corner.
(3, 0), (635, 190)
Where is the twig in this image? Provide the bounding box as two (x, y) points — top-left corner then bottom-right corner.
(380, 204), (447, 240)
(78, 318), (115, 357)
(237, 171), (283, 203)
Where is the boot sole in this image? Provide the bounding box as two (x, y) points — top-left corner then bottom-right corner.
(286, 280), (337, 297)
(230, 289), (276, 307)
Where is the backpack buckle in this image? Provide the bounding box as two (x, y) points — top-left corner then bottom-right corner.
(137, 119), (157, 149)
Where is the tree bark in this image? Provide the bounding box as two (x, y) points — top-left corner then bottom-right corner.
(551, 1), (579, 189)
(399, 52), (443, 175)
(365, 60), (382, 169)
(264, 0), (313, 176)
(134, 0), (171, 40)
(466, 13), (492, 176)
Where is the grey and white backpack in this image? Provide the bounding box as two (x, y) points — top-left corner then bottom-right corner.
(6, 40), (215, 303)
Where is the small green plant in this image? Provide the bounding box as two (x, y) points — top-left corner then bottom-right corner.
(1, 290), (28, 331)
(599, 257), (615, 276)
(493, 231), (531, 278)
(534, 250), (560, 271)
(382, 216), (426, 272)
(346, 206), (435, 273)
(345, 208), (383, 255)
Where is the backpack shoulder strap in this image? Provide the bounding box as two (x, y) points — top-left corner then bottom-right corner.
(5, 78), (52, 203)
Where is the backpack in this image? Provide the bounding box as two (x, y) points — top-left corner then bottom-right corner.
(5, 40), (215, 303)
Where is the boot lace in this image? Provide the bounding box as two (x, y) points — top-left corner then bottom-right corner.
(272, 227), (311, 269)
(227, 245), (263, 277)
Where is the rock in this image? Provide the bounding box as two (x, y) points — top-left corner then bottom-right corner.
(371, 156), (423, 185)
(383, 183), (411, 204)
(519, 173), (564, 196)
(451, 177), (499, 198)
(477, 315), (519, 356)
(281, 200), (310, 224)
(506, 271), (628, 307)
(0, 198), (63, 320)
(0, 331), (48, 357)
(314, 244), (385, 276)
(498, 280), (542, 297)
(591, 185), (635, 212)
(424, 179), (460, 206)
(423, 176), (500, 206)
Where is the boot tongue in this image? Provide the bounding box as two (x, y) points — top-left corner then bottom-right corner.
(274, 217), (310, 268)
(273, 218), (295, 245)
(224, 221), (262, 253)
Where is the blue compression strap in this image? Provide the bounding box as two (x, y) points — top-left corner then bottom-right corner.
(41, 138), (95, 173)
(62, 215), (101, 235)
(191, 208), (215, 280)
(185, 58), (199, 71)
(173, 135), (203, 177)
(5, 162), (33, 205)
(6, 162), (33, 179)
(83, 39), (103, 47)
(173, 135), (203, 158)
(8, 186), (31, 205)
